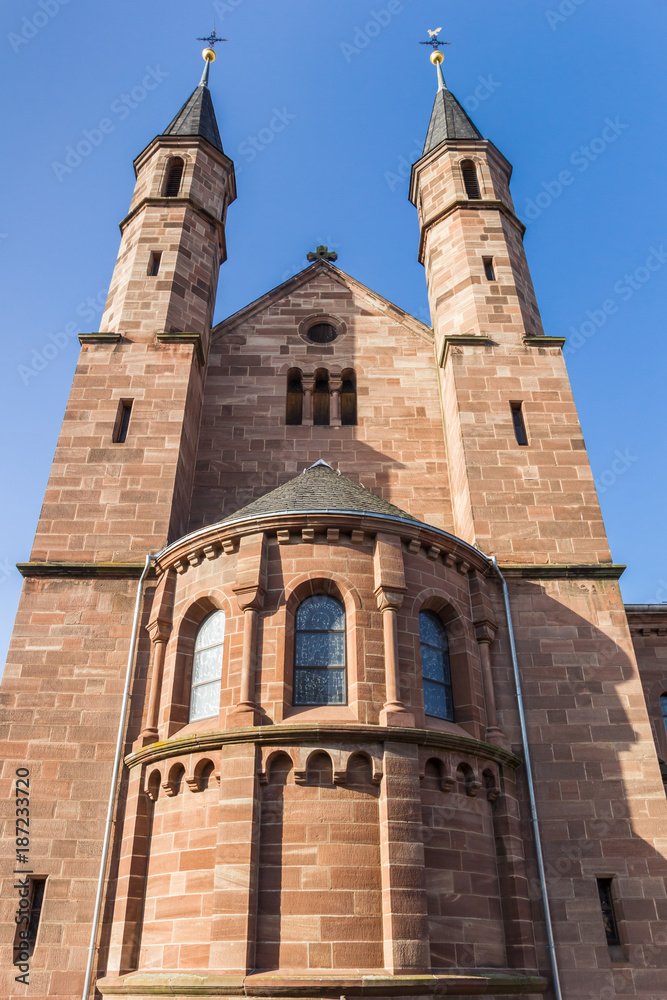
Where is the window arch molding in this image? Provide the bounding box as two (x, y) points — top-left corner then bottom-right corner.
(407, 590), (482, 736)
(164, 593), (232, 736)
(298, 313), (348, 346)
(278, 575), (361, 720)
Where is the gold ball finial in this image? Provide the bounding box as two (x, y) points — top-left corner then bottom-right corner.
(430, 50), (444, 65)
(202, 47), (216, 63)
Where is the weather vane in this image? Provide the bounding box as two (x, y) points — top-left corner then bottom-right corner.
(420, 27), (450, 66)
(197, 28), (228, 50)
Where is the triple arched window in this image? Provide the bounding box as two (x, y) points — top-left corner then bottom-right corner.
(294, 595), (346, 705)
(286, 369), (357, 427)
(189, 611), (225, 722)
(419, 611), (454, 721)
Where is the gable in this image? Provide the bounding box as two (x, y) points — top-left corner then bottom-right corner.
(211, 259), (433, 346)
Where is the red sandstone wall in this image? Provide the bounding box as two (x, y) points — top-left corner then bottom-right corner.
(189, 269), (454, 533)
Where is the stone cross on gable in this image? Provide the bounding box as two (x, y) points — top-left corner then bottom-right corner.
(307, 245), (338, 263)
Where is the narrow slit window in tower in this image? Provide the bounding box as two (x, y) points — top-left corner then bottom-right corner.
(14, 877), (46, 959)
(148, 251), (162, 277)
(313, 369), (330, 426)
(113, 400), (133, 444)
(164, 157), (184, 197)
(340, 369), (357, 426)
(286, 369), (303, 426)
(461, 159), (481, 199)
(597, 878), (624, 959)
(483, 257), (496, 281)
(510, 401), (528, 446)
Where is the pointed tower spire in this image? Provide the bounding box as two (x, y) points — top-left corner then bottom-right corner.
(162, 42), (224, 152)
(422, 49), (482, 154)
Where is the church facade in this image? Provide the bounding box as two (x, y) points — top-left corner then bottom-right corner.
(2, 47), (667, 1000)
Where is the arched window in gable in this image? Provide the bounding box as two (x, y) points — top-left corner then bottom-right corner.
(313, 369), (330, 426)
(461, 159), (481, 200)
(286, 368), (303, 426)
(164, 157), (184, 197)
(189, 610), (225, 722)
(419, 610), (454, 721)
(294, 595), (346, 705)
(340, 368), (357, 426)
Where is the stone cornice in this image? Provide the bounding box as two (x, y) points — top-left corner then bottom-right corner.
(438, 335), (493, 368)
(625, 605), (667, 635)
(417, 198), (526, 264)
(522, 336), (566, 348)
(78, 332), (121, 346)
(124, 722), (523, 772)
(500, 563), (626, 580)
(17, 561), (151, 579)
(153, 511), (491, 581)
(156, 331), (205, 366)
(97, 970), (547, 997)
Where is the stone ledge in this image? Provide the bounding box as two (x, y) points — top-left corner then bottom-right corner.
(97, 970), (547, 997)
(522, 336), (566, 348)
(78, 332), (121, 345)
(156, 331), (206, 366)
(499, 563), (626, 580)
(438, 336), (494, 368)
(125, 723), (522, 772)
(17, 561), (150, 579)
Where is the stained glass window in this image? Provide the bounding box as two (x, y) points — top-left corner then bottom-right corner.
(189, 611), (225, 722)
(662, 693), (667, 734)
(419, 610), (454, 721)
(294, 595), (346, 705)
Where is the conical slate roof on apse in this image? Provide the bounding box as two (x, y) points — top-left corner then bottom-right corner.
(422, 62), (483, 155)
(162, 83), (223, 152)
(221, 461), (419, 524)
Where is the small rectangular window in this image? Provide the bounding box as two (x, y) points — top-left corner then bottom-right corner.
(113, 400), (133, 444)
(14, 877), (46, 960)
(148, 251), (162, 276)
(483, 257), (496, 281)
(510, 401), (528, 446)
(597, 878), (624, 959)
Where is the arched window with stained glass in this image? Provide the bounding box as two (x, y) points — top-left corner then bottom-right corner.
(189, 611), (225, 723)
(294, 595), (346, 706)
(661, 693), (667, 734)
(419, 610), (454, 721)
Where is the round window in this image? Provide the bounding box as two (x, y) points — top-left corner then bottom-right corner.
(306, 323), (338, 344)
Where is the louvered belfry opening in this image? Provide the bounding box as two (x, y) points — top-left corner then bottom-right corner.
(164, 157), (184, 197)
(461, 159), (481, 199)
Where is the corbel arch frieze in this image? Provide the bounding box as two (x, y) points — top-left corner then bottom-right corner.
(257, 743), (383, 787)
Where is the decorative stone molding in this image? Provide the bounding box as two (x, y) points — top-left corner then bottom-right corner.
(126, 724), (522, 773)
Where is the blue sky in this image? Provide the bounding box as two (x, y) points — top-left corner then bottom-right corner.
(1, 0), (666, 669)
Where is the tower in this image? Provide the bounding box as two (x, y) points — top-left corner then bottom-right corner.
(1, 38), (667, 1000)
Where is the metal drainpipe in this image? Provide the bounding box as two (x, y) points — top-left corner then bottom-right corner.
(82, 553), (156, 1000)
(490, 556), (564, 1000)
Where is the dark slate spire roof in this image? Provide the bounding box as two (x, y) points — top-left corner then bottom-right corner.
(162, 82), (223, 152)
(221, 461), (419, 524)
(423, 62), (483, 155)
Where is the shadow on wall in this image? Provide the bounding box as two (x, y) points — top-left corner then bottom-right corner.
(494, 583), (667, 991)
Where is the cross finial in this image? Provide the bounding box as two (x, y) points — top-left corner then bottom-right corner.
(197, 28), (228, 50)
(419, 27), (450, 52)
(307, 245), (338, 263)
